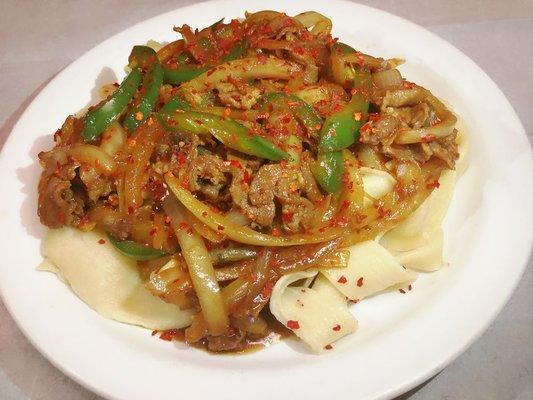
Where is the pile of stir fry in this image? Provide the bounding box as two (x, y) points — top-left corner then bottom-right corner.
(37, 10), (458, 351)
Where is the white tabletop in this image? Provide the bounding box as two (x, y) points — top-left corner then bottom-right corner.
(0, 1), (531, 399)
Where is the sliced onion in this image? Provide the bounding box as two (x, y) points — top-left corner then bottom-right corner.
(179, 57), (302, 106)
(224, 209), (250, 226)
(163, 195), (229, 335)
(244, 10), (281, 24)
(372, 69), (403, 90)
(100, 122), (125, 156)
(394, 116), (457, 144)
(187, 210), (226, 243)
(146, 258), (193, 310)
(67, 144), (116, 176)
(210, 247), (258, 265)
(294, 11), (332, 35)
(214, 262), (252, 281)
(390, 88), (458, 144)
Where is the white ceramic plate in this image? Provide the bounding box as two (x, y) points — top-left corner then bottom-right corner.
(0, 1), (531, 399)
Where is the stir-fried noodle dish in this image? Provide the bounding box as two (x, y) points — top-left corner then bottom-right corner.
(37, 10), (467, 353)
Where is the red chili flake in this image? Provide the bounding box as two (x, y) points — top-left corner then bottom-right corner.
(98, 239), (106, 245)
(280, 114), (292, 124)
(292, 45), (305, 55)
(271, 228), (281, 236)
(229, 159), (242, 168)
(332, 324), (341, 331)
(248, 274), (258, 284)
(421, 134), (437, 143)
(178, 222), (189, 230)
(151, 330), (158, 336)
(340, 199), (351, 211)
(426, 180), (441, 189)
(202, 211), (208, 217)
(261, 281), (274, 297)
(376, 204), (391, 218)
(356, 277), (364, 287)
(314, 123), (322, 131)
(368, 112), (380, 122)
(127, 206), (135, 215)
(158, 329), (179, 341)
(286, 320), (300, 330)
(399, 288), (406, 294)
(149, 227), (157, 236)
(337, 275), (347, 284)
(242, 169), (251, 184)
(217, 225), (225, 231)
(360, 123), (371, 133)
(403, 81), (415, 89)
(206, 68), (216, 77)
(177, 152), (187, 165)
(324, 344), (333, 350)
(408, 284), (413, 291)
(164, 216), (171, 224)
(281, 212), (294, 223)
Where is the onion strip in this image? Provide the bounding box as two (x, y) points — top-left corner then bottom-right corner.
(294, 11), (332, 35)
(178, 57), (302, 106)
(163, 195), (229, 335)
(67, 144), (116, 176)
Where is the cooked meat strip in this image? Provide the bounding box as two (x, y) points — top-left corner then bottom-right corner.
(37, 149), (85, 228)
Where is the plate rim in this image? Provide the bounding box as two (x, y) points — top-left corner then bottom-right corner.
(1, 1), (532, 400)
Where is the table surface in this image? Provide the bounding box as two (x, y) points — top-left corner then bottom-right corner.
(1, 1), (531, 399)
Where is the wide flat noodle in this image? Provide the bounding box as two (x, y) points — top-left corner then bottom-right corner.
(361, 167), (396, 206)
(270, 269), (357, 353)
(321, 240), (417, 301)
(42, 227), (193, 330)
(391, 228), (444, 271)
(379, 168), (456, 252)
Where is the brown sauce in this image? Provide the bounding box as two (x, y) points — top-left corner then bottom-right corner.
(153, 310), (293, 355)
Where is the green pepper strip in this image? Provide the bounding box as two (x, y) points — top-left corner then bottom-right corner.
(163, 65), (208, 85)
(162, 40), (246, 85)
(83, 69), (142, 142)
(107, 234), (167, 261)
(160, 96), (191, 114)
(156, 111), (288, 161)
(123, 46), (164, 132)
(313, 92), (369, 193)
(312, 43), (372, 193)
(310, 152), (344, 194)
(318, 91), (370, 153)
